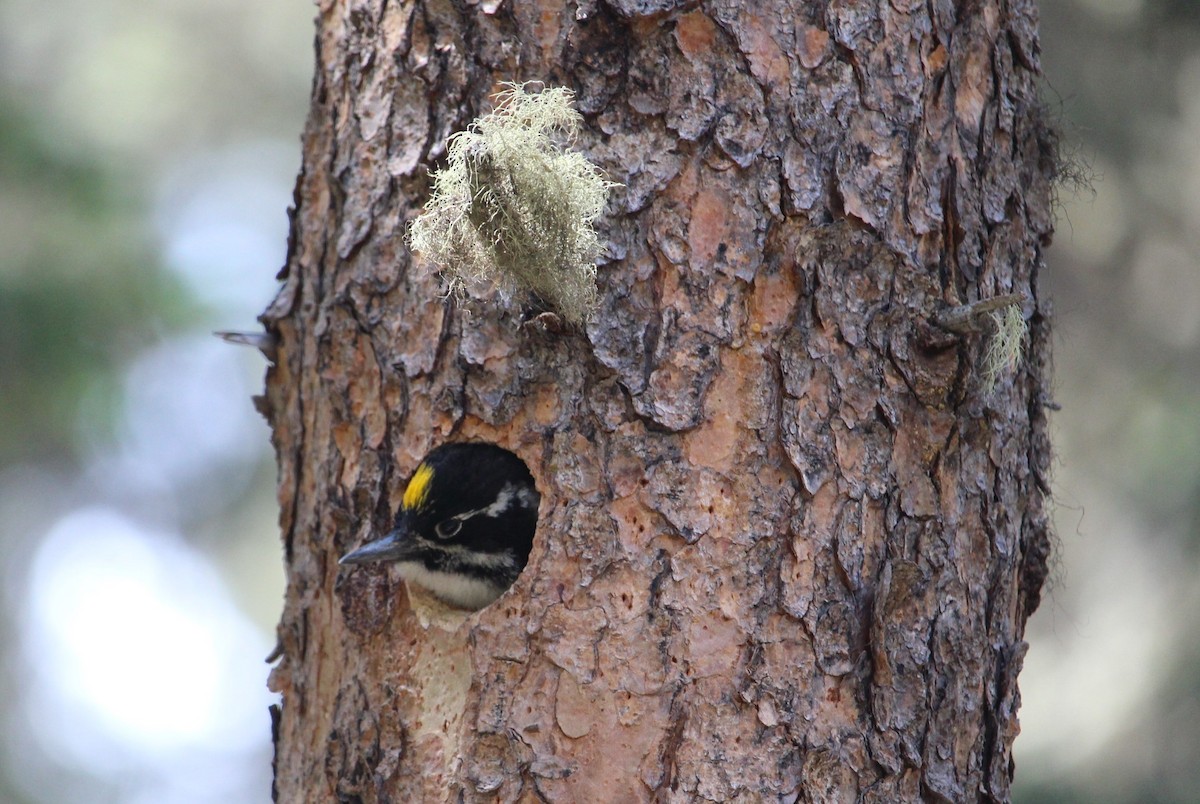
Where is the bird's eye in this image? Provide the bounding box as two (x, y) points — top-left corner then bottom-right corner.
(435, 518), (463, 539)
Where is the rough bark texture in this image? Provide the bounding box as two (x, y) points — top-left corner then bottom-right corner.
(263, 0), (1055, 801)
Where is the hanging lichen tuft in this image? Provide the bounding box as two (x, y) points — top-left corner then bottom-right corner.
(408, 83), (616, 325)
(983, 303), (1028, 392)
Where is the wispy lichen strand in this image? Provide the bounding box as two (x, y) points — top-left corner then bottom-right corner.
(984, 304), (1028, 392)
(408, 83), (615, 324)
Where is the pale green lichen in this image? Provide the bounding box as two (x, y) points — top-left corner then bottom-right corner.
(983, 304), (1028, 392)
(408, 83), (616, 325)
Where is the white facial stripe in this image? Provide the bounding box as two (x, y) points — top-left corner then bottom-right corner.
(515, 485), (539, 510)
(410, 535), (517, 568)
(484, 486), (516, 517)
(431, 542), (517, 570)
(451, 483), (539, 524)
(464, 549), (517, 570)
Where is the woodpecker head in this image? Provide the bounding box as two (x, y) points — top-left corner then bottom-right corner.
(339, 442), (540, 610)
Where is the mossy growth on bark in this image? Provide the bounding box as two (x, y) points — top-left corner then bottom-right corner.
(408, 83), (616, 325)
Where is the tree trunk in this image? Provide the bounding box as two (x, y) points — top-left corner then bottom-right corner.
(262, 0), (1055, 801)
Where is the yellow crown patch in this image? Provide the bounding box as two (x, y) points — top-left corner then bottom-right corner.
(402, 463), (435, 511)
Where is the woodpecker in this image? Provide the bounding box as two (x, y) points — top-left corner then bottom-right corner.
(340, 442), (539, 610)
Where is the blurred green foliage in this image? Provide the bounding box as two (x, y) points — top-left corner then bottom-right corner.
(0, 96), (195, 466)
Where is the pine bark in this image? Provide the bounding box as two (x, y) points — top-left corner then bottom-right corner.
(262, 0), (1055, 801)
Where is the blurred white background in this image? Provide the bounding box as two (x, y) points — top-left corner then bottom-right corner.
(0, 0), (1195, 801)
(0, 0), (308, 801)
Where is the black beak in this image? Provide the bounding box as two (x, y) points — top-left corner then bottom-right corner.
(339, 526), (416, 565)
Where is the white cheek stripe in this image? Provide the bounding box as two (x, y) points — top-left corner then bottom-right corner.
(424, 541), (517, 570)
